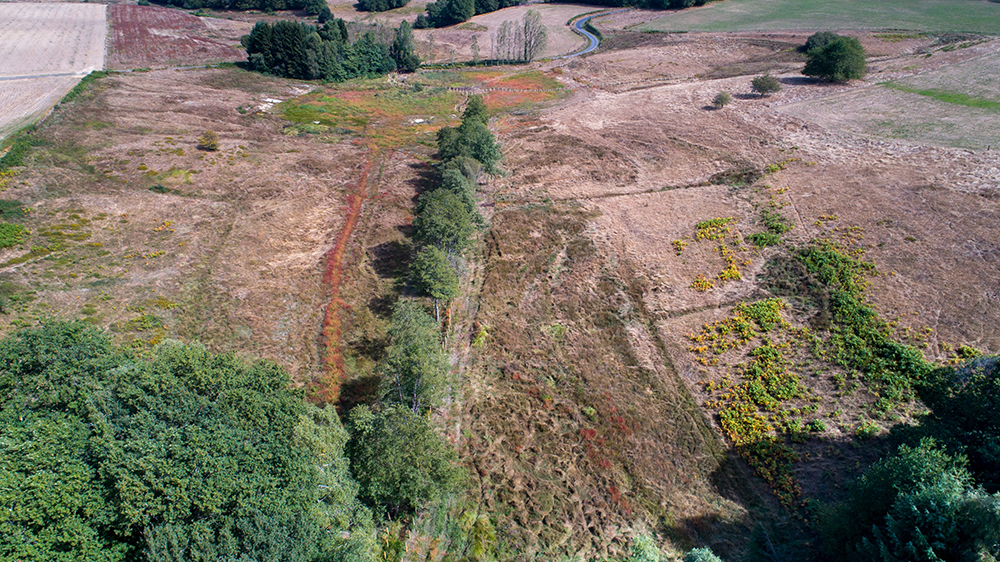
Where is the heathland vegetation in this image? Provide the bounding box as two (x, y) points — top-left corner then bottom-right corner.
(3, 0), (1000, 560)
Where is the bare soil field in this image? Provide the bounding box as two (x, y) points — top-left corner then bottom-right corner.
(0, 75), (81, 140)
(0, 3), (107, 140)
(107, 5), (250, 70)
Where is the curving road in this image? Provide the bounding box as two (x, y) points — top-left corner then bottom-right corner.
(562, 9), (628, 58)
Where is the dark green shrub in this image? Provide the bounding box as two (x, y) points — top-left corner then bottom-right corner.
(751, 73), (782, 97)
(803, 31), (840, 53)
(346, 404), (464, 518)
(712, 91), (732, 108)
(803, 36), (867, 82)
(747, 231), (782, 247)
(683, 546), (722, 562)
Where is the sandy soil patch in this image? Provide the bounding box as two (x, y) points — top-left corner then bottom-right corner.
(107, 5), (250, 70)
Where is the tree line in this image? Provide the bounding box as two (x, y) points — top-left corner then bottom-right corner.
(147, 0), (327, 17)
(241, 18), (419, 82)
(411, 0), (714, 28)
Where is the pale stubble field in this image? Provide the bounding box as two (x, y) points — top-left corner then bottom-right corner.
(0, 3), (107, 139)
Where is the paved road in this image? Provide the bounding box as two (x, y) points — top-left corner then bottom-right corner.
(562, 9), (628, 58)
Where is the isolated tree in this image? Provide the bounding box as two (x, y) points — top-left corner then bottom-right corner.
(411, 246), (459, 321)
(712, 91), (732, 108)
(391, 20), (420, 72)
(802, 35), (866, 82)
(751, 73), (781, 97)
(197, 130), (219, 151)
(521, 9), (548, 62)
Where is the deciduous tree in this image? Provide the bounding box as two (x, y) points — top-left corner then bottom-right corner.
(802, 36), (866, 82)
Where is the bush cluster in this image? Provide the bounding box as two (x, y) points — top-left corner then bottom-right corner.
(801, 32), (866, 82)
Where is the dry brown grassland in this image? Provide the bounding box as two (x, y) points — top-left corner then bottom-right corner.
(2, 4), (999, 561)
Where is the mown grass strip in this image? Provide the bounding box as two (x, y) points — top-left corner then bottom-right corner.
(60, 70), (110, 105)
(883, 82), (1000, 111)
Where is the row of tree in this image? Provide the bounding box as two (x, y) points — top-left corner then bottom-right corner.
(149, 0), (326, 16)
(241, 19), (419, 81)
(407, 95), (499, 324)
(488, 10), (548, 64)
(412, 0), (709, 28)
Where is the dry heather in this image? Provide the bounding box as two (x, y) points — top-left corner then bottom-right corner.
(0, 68), (364, 381)
(462, 26), (999, 557)
(107, 5), (250, 70)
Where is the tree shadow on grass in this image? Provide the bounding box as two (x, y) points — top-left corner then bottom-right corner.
(368, 240), (412, 279)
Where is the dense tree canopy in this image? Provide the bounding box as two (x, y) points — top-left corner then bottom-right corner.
(921, 355), (1000, 491)
(822, 438), (1000, 561)
(242, 19), (411, 81)
(0, 323), (375, 562)
(346, 405), (463, 518)
(358, 0), (408, 12)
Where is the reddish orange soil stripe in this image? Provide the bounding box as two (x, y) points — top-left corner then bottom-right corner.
(316, 151), (377, 403)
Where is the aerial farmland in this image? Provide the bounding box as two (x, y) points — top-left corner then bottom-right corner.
(0, 3), (106, 138)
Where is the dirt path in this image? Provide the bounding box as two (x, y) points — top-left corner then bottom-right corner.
(317, 147), (381, 403)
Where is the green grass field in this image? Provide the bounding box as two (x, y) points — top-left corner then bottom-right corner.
(641, 0), (1000, 34)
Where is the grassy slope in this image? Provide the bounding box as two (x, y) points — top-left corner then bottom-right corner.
(642, 0), (1000, 33)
